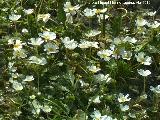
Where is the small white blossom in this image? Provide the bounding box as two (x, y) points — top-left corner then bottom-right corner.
(9, 14), (21, 21)
(92, 96), (101, 103)
(124, 36), (137, 43)
(30, 95), (36, 99)
(147, 21), (160, 28)
(28, 37), (44, 46)
(91, 109), (101, 120)
(85, 30), (101, 37)
(44, 43), (59, 54)
(22, 28), (28, 33)
(84, 8), (96, 17)
(24, 9), (34, 15)
(78, 40), (92, 48)
(39, 31), (56, 41)
(120, 104), (129, 112)
(94, 74), (111, 83)
(97, 49), (113, 61)
(29, 56), (47, 65)
(13, 49), (27, 58)
(87, 65), (101, 73)
(118, 93), (131, 103)
(66, 13), (73, 23)
(121, 50), (132, 60)
(64, 2), (80, 15)
(150, 85), (160, 94)
(12, 81), (23, 91)
(135, 52), (152, 65)
(137, 69), (151, 77)
(42, 105), (52, 113)
(13, 40), (23, 51)
(62, 37), (78, 50)
(37, 13), (50, 22)
(23, 75), (34, 82)
(136, 18), (147, 27)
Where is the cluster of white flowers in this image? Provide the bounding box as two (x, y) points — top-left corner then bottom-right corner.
(31, 100), (52, 115)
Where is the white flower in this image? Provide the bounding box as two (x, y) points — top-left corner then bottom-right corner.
(13, 40), (23, 51)
(78, 40), (92, 48)
(147, 11), (156, 16)
(66, 13), (73, 23)
(39, 31), (56, 41)
(94, 74), (111, 83)
(92, 96), (101, 103)
(30, 95), (36, 99)
(83, 8), (96, 17)
(28, 37), (44, 46)
(121, 50), (132, 60)
(120, 104), (129, 112)
(97, 49), (113, 61)
(136, 18), (147, 27)
(135, 52), (152, 65)
(90, 41), (99, 48)
(37, 13), (50, 22)
(85, 30), (101, 37)
(42, 105), (52, 113)
(87, 65), (101, 73)
(12, 81), (23, 91)
(150, 85), (160, 94)
(23, 75), (34, 82)
(124, 36), (137, 43)
(62, 37), (78, 50)
(147, 21), (160, 28)
(128, 113), (136, 118)
(118, 93), (131, 103)
(44, 43), (59, 54)
(137, 69), (151, 77)
(22, 28), (28, 33)
(101, 115), (114, 120)
(64, 2), (80, 15)
(24, 9), (34, 15)
(8, 38), (14, 45)
(8, 62), (17, 72)
(90, 109), (101, 120)
(13, 49), (27, 58)
(91, 109), (114, 120)
(32, 100), (42, 115)
(9, 14), (21, 21)
(29, 56), (47, 65)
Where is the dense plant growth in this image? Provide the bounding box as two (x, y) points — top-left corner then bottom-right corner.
(0, 0), (160, 119)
